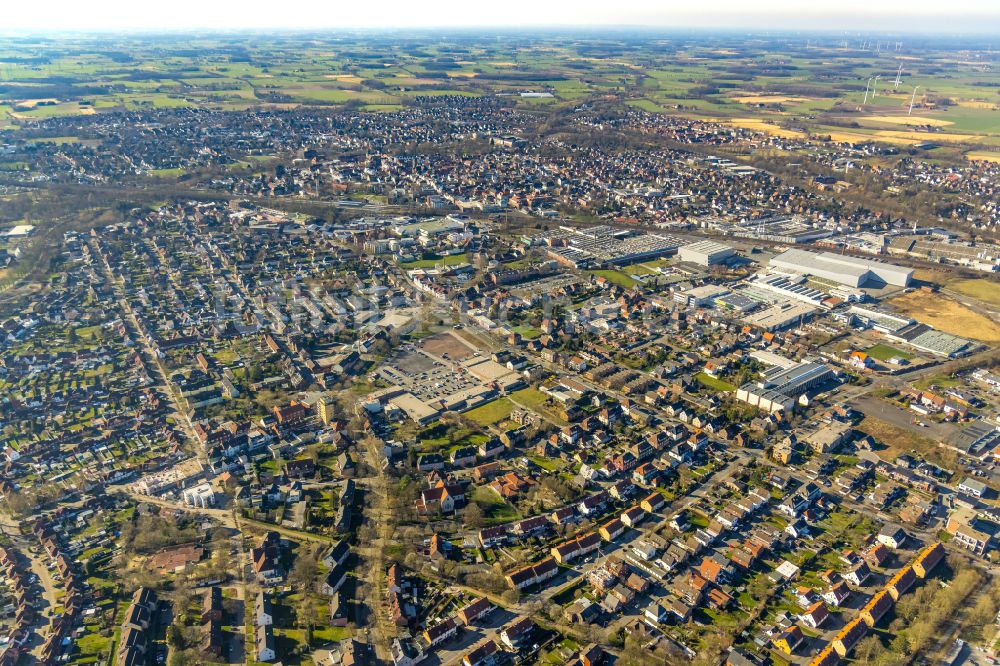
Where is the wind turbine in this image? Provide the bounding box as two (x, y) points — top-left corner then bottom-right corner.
(863, 77), (874, 105)
(893, 65), (903, 89)
(870, 76), (881, 102)
(908, 86), (920, 115)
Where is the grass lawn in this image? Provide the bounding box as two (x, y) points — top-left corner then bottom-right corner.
(618, 261), (660, 276)
(214, 348), (241, 365)
(148, 167), (186, 178)
(550, 579), (586, 605)
(76, 632), (111, 656)
(512, 324), (542, 339)
(464, 398), (515, 426)
(528, 455), (563, 472)
(510, 387), (567, 426)
(472, 486), (520, 523)
(312, 626), (352, 643)
(399, 253), (469, 269)
(510, 387), (549, 410)
(689, 512), (710, 529)
(865, 343), (914, 361)
(587, 269), (636, 288)
(694, 372), (736, 392)
(912, 374), (963, 391)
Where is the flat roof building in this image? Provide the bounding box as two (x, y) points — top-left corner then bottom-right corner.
(742, 301), (817, 332)
(736, 361), (835, 413)
(770, 249), (912, 288)
(679, 240), (735, 266)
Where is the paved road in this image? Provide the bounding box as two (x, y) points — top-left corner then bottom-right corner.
(0, 517), (58, 663)
(90, 237), (202, 453)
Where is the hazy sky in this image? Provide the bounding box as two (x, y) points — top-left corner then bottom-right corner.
(3, 0), (999, 32)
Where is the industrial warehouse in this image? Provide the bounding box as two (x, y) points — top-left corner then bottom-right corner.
(678, 240), (735, 266)
(769, 249), (913, 288)
(736, 360), (837, 413)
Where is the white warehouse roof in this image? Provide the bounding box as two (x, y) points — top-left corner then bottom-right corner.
(679, 240), (735, 266)
(769, 249), (912, 287)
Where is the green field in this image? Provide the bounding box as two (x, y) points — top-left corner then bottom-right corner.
(694, 372), (736, 392)
(0, 33), (996, 152)
(510, 387), (567, 425)
(510, 387), (550, 410)
(464, 398), (515, 426)
(587, 269), (636, 288)
(149, 167), (187, 178)
(512, 324), (542, 340)
(471, 485), (520, 523)
(865, 343), (915, 362)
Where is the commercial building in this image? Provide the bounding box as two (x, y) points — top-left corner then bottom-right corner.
(893, 326), (973, 358)
(736, 361), (835, 413)
(947, 422), (1000, 459)
(847, 306), (913, 334)
(753, 274), (828, 306)
(678, 240), (735, 266)
(770, 249), (912, 288)
(182, 483), (217, 508)
(533, 226), (681, 266)
(742, 301), (817, 332)
(946, 507), (996, 556)
(392, 217), (466, 239)
(674, 285), (730, 307)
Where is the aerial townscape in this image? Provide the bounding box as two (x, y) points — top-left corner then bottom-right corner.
(1, 15), (1000, 666)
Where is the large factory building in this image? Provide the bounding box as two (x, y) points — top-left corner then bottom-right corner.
(769, 249), (912, 288)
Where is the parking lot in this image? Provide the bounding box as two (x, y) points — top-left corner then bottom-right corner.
(376, 348), (481, 402)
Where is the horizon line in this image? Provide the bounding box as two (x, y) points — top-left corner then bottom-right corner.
(1, 23), (1000, 37)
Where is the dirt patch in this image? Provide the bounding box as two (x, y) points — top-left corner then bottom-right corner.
(420, 331), (476, 361)
(857, 416), (948, 466)
(888, 290), (1000, 342)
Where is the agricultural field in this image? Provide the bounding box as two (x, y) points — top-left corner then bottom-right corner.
(0, 32), (996, 158)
